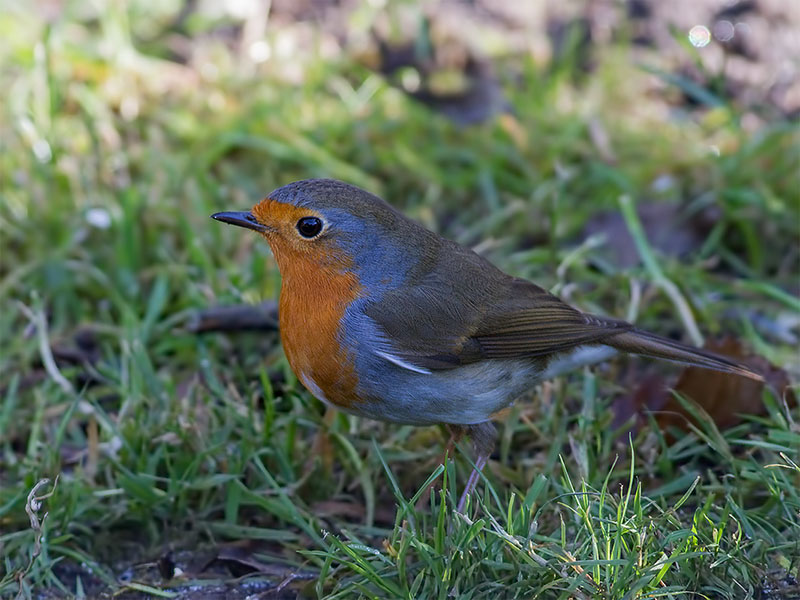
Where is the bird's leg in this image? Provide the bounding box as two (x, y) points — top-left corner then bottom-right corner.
(443, 424), (466, 459)
(456, 421), (497, 512)
(414, 424), (465, 510)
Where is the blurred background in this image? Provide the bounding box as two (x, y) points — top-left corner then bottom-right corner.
(1, 0), (799, 598)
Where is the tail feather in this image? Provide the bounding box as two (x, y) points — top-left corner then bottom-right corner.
(606, 329), (764, 382)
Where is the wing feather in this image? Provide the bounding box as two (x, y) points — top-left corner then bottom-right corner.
(363, 243), (630, 370)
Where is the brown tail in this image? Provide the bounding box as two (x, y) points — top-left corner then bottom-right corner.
(606, 329), (764, 382)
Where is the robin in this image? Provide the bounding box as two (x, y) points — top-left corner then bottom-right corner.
(212, 179), (762, 510)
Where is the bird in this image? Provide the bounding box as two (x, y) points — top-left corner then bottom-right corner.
(212, 178), (763, 511)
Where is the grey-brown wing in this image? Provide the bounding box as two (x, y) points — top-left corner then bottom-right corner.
(472, 278), (632, 358)
(364, 245), (631, 371)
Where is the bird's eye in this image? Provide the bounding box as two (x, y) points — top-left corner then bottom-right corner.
(296, 216), (323, 238)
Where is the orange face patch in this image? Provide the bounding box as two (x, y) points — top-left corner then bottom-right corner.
(252, 198), (362, 409)
(252, 198), (323, 248)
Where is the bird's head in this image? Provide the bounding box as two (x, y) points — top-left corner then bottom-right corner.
(212, 179), (433, 288)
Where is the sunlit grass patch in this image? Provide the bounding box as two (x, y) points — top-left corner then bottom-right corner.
(1, 1), (798, 598)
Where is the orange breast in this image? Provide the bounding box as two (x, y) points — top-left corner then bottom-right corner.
(269, 237), (362, 409)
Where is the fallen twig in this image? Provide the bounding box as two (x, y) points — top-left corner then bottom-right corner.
(187, 301), (279, 333)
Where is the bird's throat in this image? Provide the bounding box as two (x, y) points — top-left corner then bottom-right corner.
(271, 240), (363, 409)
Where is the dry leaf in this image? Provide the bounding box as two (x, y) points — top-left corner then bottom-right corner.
(618, 337), (795, 436)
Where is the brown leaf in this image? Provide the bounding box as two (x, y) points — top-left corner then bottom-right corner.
(612, 373), (669, 431)
(621, 337), (795, 436)
(660, 337), (795, 432)
(365, 29), (510, 125)
(582, 201), (720, 269)
(213, 542), (316, 581)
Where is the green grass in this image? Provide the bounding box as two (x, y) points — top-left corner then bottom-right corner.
(1, 2), (799, 599)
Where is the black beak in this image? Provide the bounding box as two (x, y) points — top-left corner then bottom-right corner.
(211, 211), (268, 233)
